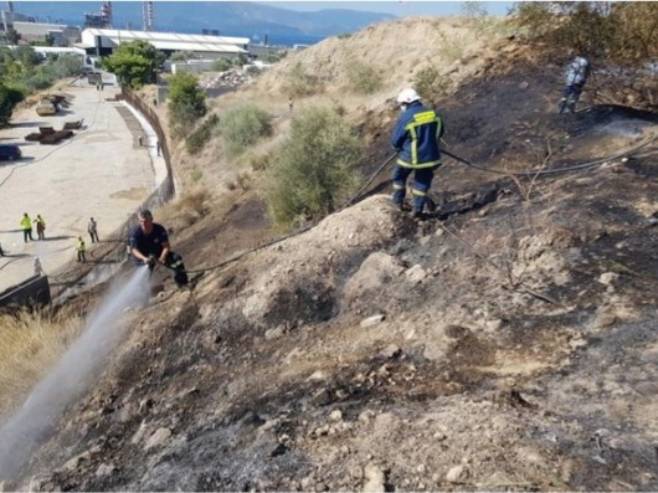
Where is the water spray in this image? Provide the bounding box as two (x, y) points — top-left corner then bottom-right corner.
(0, 266), (151, 480)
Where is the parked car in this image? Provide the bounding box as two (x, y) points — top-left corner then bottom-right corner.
(0, 144), (21, 161)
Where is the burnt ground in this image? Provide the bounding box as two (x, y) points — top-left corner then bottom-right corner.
(3, 52), (658, 491)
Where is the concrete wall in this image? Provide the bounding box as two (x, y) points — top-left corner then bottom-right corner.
(0, 275), (51, 312)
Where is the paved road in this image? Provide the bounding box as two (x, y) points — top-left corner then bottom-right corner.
(0, 78), (155, 293)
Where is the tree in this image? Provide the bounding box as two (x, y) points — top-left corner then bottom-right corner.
(0, 83), (24, 127)
(15, 46), (41, 69)
(167, 72), (207, 138)
(102, 40), (164, 88)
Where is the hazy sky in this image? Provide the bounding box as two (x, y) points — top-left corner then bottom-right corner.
(271, 1), (515, 16)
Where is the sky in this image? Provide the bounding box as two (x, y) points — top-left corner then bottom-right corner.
(271, 1), (515, 16)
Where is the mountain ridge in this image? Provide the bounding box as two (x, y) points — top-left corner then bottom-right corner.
(9, 1), (395, 44)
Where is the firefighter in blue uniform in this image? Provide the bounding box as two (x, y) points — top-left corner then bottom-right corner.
(390, 88), (444, 218)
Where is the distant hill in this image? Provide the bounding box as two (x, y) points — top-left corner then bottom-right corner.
(10, 2), (395, 45)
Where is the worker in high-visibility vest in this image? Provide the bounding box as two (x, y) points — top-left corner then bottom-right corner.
(20, 213), (33, 243)
(76, 237), (86, 263)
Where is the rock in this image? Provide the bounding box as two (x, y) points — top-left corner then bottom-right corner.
(264, 325), (284, 340)
(446, 465), (468, 483)
(144, 427), (172, 451)
(598, 272), (619, 286)
(359, 409), (376, 423)
(329, 409), (343, 422)
(360, 314), (386, 328)
(307, 370), (328, 381)
(485, 319), (503, 331)
(131, 421), (148, 445)
(95, 463), (117, 477)
(405, 264), (427, 284)
(519, 81), (529, 90)
(379, 344), (402, 359)
(61, 446), (99, 472)
(362, 463), (386, 492)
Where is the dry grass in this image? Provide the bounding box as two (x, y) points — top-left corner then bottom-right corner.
(0, 309), (82, 417)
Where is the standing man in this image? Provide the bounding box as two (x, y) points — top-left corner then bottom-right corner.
(559, 55), (590, 114)
(33, 256), (44, 276)
(34, 214), (46, 240)
(88, 217), (99, 243)
(20, 213), (33, 243)
(76, 236), (86, 263)
(390, 88), (444, 218)
(129, 209), (188, 287)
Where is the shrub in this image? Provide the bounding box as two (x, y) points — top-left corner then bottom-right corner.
(264, 107), (362, 227)
(186, 113), (219, 155)
(218, 104), (272, 157)
(345, 60), (382, 94)
(284, 62), (320, 97)
(211, 57), (233, 72)
(103, 40), (165, 88)
(337, 32), (352, 40)
(168, 72), (207, 138)
(170, 51), (194, 62)
(178, 187), (211, 219)
(513, 2), (658, 61)
(0, 83), (24, 127)
(245, 65), (262, 76)
(438, 33), (466, 63)
(261, 50), (287, 63)
(414, 66), (449, 104)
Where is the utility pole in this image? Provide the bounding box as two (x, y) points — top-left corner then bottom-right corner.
(142, 1), (154, 31)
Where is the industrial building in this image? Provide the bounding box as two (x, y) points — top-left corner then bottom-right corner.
(78, 28), (249, 58)
(11, 21), (80, 46)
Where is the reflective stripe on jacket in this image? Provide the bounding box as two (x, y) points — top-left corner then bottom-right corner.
(390, 101), (444, 169)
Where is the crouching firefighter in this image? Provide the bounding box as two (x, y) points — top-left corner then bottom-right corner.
(129, 209), (188, 287)
(390, 88), (444, 218)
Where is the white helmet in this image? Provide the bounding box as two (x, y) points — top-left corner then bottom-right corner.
(397, 88), (420, 105)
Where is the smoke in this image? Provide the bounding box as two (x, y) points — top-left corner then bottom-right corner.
(0, 267), (151, 480)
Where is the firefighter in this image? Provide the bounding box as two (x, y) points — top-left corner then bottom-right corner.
(559, 56), (590, 114)
(128, 209), (188, 287)
(390, 88), (444, 218)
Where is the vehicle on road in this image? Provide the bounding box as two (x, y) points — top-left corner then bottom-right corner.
(0, 144), (21, 161)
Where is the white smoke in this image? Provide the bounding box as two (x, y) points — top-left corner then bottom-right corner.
(0, 267), (151, 480)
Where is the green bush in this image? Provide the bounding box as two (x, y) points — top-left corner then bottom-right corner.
(346, 60), (382, 94)
(261, 50), (287, 63)
(284, 62), (320, 97)
(218, 104), (272, 156)
(0, 83), (24, 127)
(186, 113), (219, 155)
(414, 66), (449, 103)
(264, 107), (362, 227)
(103, 40), (165, 88)
(168, 72), (207, 138)
(211, 57), (233, 72)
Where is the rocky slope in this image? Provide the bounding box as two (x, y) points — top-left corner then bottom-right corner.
(2, 17), (658, 493)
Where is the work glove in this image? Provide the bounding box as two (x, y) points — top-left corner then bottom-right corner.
(145, 255), (157, 269)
